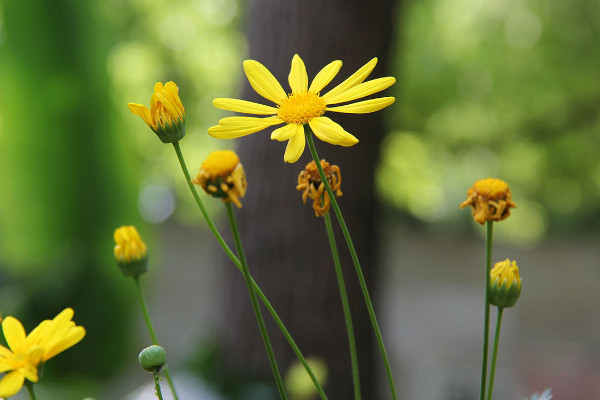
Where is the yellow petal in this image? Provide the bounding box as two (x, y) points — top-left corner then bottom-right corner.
(308, 117), (358, 147)
(288, 54), (309, 94)
(43, 326), (85, 361)
(309, 60), (342, 93)
(271, 123), (299, 141)
(325, 77), (396, 105)
(284, 128), (306, 163)
(3, 317), (26, 354)
(326, 97), (395, 114)
(127, 103), (153, 129)
(321, 58), (377, 102)
(243, 60), (287, 104)
(209, 117), (283, 139)
(213, 98), (278, 115)
(0, 371), (26, 398)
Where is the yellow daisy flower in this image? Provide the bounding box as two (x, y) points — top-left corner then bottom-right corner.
(208, 54), (396, 163)
(128, 81), (186, 143)
(0, 308), (85, 398)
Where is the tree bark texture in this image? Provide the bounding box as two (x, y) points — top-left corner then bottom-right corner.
(221, 1), (399, 398)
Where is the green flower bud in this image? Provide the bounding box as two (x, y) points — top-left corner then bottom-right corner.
(489, 259), (522, 308)
(114, 226), (148, 277)
(138, 345), (166, 372)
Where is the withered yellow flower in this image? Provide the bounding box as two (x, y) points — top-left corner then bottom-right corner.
(192, 150), (247, 208)
(460, 178), (516, 225)
(209, 54), (395, 163)
(296, 159), (342, 217)
(128, 81), (186, 143)
(0, 308), (85, 398)
(114, 226), (148, 277)
(489, 259), (522, 308)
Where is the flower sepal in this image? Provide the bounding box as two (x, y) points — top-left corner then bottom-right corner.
(154, 117), (186, 143)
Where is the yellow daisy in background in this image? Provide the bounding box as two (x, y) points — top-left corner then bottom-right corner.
(0, 308), (85, 397)
(209, 54), (396, 163)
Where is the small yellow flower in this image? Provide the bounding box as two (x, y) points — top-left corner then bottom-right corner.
(459, 178), (517, 225)
(128, 81), (186, 143)
(296, 159), (342, 217)
(192, 150), (247, 208)
(208, 54), (395, 163)
(489, 259), (522, 308)
(114, 226), (148, 277)
(0, 308), (85, 398)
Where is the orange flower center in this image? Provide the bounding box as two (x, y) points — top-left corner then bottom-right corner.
(472, 178), (510, 199)
(277, 92), (327, 125)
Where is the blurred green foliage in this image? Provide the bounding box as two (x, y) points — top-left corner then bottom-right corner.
(381, 0), (600, 243)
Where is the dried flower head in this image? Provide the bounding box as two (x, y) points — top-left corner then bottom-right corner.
(192, 150), (247, 208)
(208, 54), (395, 163)
(489, 259), (522, 308)
(460, 178), (516, 225)
(296, 159), (342, 217)
(128, 81), (186, 143)
(114, 226), (148, 277)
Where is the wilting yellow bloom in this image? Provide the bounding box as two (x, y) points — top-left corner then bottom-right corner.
(296, 159), (342, 217)
(0, 308), (85, 398)
(208, 54), (395, 163)
(192, 150), (247, 208)
(114, 226), (148, 277)
(128, 81), (186, 143)
(460, 178), (517, 225)
(489, 259), (522, 308)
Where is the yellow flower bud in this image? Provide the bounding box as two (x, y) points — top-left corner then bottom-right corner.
(128, 81), (186, 143)
(114, 226), (148, 277)
(489, 259), (522, 308)
(192, 150), (247, 208)
(460, 178), (517, 225)
(296, 159), (342, 217)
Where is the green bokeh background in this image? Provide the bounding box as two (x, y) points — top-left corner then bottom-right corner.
(0, 0), (598, 398)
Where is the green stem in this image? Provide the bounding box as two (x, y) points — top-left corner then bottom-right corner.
(172, 142), (328, 399)
(486, 308), (504, 400)
(480, 221), (494, 400)
(305, 130), (398, 400)
(225, 203), (288, 400)
(154, 371), (165, 400)
(25, 381), (37, 400)
(132, 277), (179, 400)
(323, 212), (361, 400)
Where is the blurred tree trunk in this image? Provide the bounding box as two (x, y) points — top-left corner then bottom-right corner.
(221, 0), (399, 398)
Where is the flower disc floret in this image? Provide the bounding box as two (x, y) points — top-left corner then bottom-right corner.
(460, 178), (516, 225)
(208, 54), (396, 163)
(278, 92), (327, 125)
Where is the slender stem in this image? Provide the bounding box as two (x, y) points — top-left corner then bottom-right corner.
(133, 277), (179, 400)
(486, 308), (504, 400)
(323, 212), (361, 400)
(225, 203), (288, 400)
(172, 142), (328, 399)
(154, 371), (165, 400)
(25, 381), (37, 400)
(480, 221), (494, 400)
(305, 130), (398, 400)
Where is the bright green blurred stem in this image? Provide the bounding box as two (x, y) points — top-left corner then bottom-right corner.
(153, 371), (165, 400)
(305, 129), (398, 400)
(25, 381), (37, 400)
(480, 221), (494, 400)
(171, 142), (328, 400)
(225, 202), (288, 399)
(323, 212), (361, 400)
(132, 277), (179, 400)
(486, 307), (504, 400)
